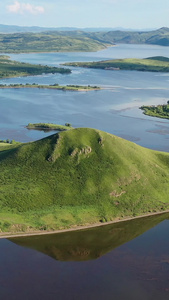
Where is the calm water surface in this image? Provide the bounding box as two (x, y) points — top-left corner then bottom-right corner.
(1, 45), (169, 299)
(0, 213), (169, 300)
(0, 44), (169, 150)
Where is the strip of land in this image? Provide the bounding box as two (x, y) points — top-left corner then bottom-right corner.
(63, 56), (169, 72)
(0, 55), (71, 78)
(0, 210), (169, 239)
(0, 83), (100, 91)
(140, 102), (169, 119)
(26, 123), (73, 131)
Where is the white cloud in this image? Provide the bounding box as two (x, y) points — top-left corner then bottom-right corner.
(7, 1), (45, 15)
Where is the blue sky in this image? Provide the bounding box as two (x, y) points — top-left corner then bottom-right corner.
(2, 0), (169, 29)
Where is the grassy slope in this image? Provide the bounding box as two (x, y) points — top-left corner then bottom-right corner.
(1, 28), (169, 54)
(0, 32), (107, 53)
(140, 102), (169, 119)
(0, 128), (169, 232)
(26, 123), (73, 131)
(0, 55), (70, 78)
(87, 27), (169, 46)
(64, 56), (169, 72)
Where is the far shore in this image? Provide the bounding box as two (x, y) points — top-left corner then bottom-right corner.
(1, 209), (169, 239)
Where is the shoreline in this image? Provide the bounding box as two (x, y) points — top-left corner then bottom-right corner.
(1, 209), (169, 239)
(0, 85), (101, 92)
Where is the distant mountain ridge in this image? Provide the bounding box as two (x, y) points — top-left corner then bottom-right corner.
(0, 24), (156, 33)
(0, 26), (169, 53)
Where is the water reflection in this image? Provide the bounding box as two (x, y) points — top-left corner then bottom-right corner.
(9, 213), (169, 262)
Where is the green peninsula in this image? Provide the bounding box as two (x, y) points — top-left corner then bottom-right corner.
(64, 56), (169, 72)
(140, 102), (169, 119)
(0, 128), (169, 233)
(26, 123), (73, 131)
(0, 83), (100, 91)
(0, 55), (70, 78)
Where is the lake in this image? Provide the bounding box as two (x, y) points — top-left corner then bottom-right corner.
(0, 44), (169, 150)
(0, 44), (169, 299)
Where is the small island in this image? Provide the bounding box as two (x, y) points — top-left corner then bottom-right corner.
(26, 123), (73, 131)
(140, 101), (169, 119)
(0, 55), (71, 78)
(0, 83), (100, 91)
(63, 56), (169, 73)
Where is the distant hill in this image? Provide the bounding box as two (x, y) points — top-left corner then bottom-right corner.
(64, 56), (169, 72)
(0, 24), (156, 33)
(0, 128), (169, 232)
(0, 27), (168, 53)
(87, 27), (169, 46)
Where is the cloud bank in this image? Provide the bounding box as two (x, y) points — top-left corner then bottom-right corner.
(7, 1), (45, 15)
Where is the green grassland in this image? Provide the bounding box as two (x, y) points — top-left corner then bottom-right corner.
(140, 102), (169, 119)
(0, 127), (169, 233)
(87, 27), (169, 46)
(64, 56), (169, 72)
(0, 55), (70, 78)
(0, 32), (107, 53)
(0, 83), (100, 91)
(0, 27), (169, 54)
(26, 123), (73, 131)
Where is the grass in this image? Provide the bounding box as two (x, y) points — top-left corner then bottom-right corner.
(0, 55), (70, 78)
(1, 28), (169, 55)
(26, 123), (73, 131)
(64, 56), (169, 72)
(0, 32), (107, 53)
(0, 127), (169, 232)
(87, 27), (169, 46)
(140, 102), (169, 119)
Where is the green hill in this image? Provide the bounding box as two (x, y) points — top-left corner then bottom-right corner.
(87, 27), (169, 46)
(64, 56), (169, 72)
(0, 127), (169, 232)
(1, 27), (169, 54)
(0, 55), (70, 78)
(0, 32), (107, 53)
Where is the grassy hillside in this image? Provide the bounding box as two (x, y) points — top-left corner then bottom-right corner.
(0, 128), (169, 232)
(0, 55), (70, 78)
(87, 27), (169, 46)
(0, 32), (107, 53)
(26, 123), (73, 131)
(64, 56), (169, 72)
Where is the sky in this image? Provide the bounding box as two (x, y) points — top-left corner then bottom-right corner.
(1, 0), (169, 29)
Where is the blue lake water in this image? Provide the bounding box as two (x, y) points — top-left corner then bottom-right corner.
(0, 44), (169, 151)
(0, 44), (169, 299)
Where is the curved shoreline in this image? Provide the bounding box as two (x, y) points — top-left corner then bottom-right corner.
(1, 209), (169, 239)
